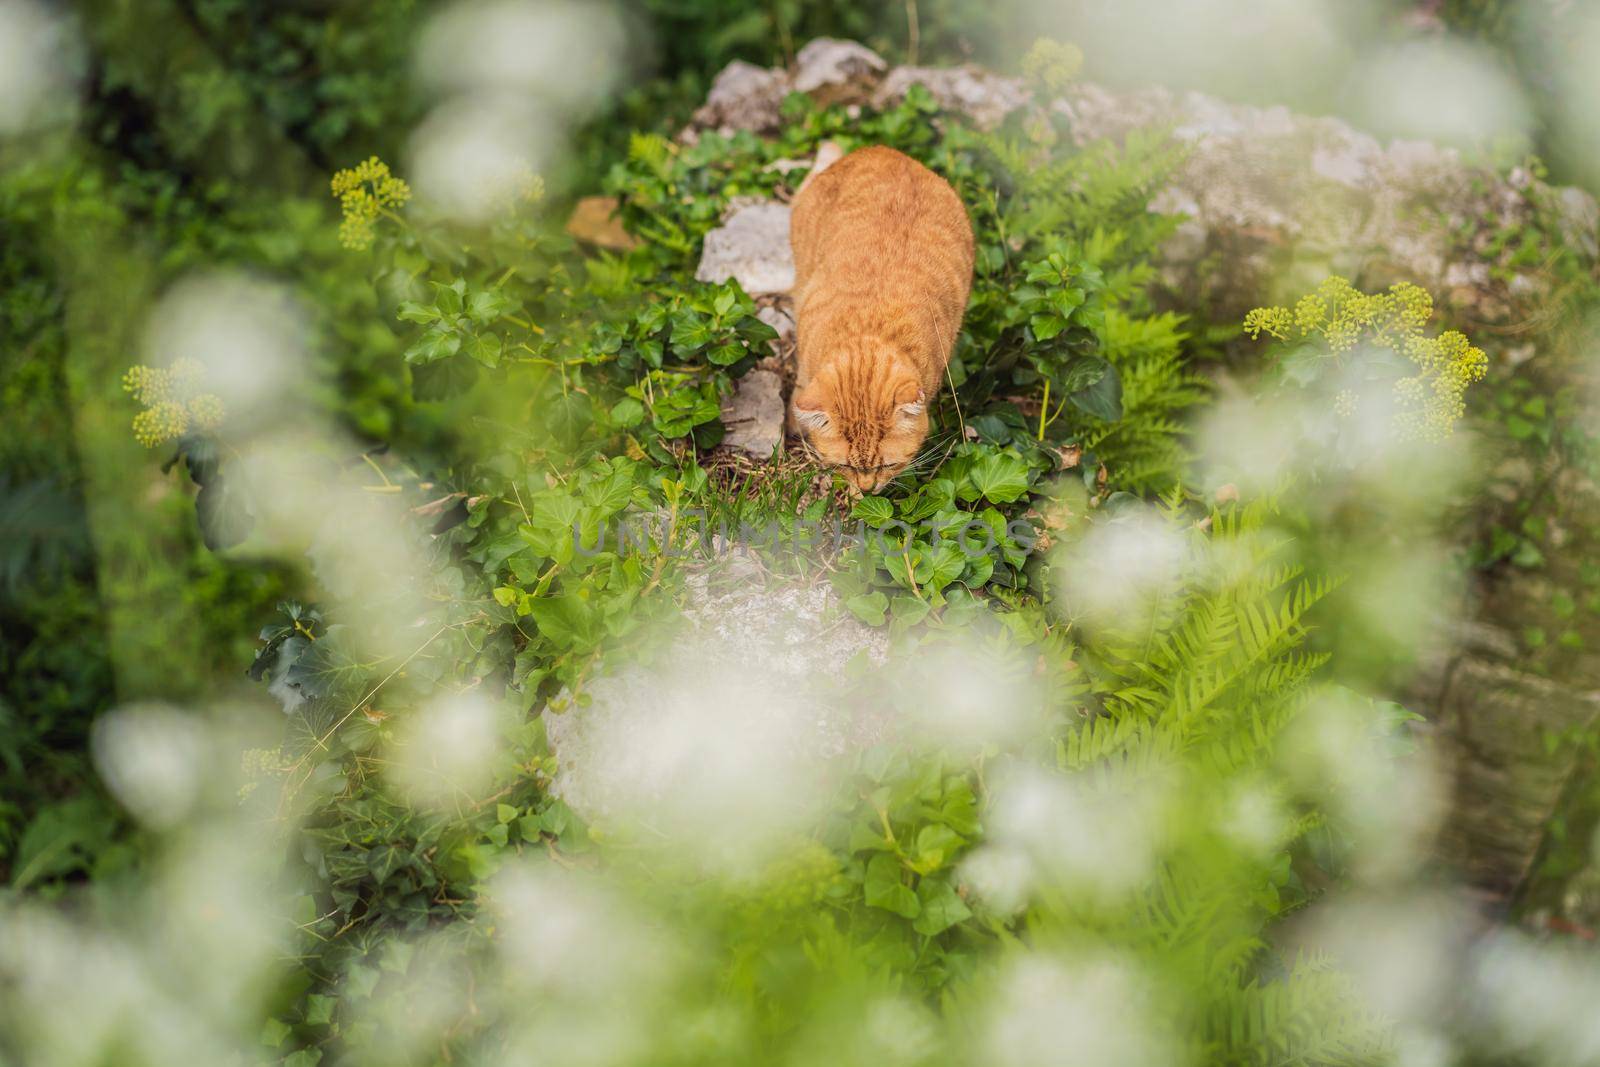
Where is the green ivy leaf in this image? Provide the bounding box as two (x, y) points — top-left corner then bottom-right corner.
(670, 312), (716, 355)
(913, 824), (964, 871)
(609, 397), (645, 428)
(890, 595), (931, 629)
(527, 594), (597, 648)
(846, 590), (889, 627)
(396, 300), (438, 324)
(304, 994), (336, 1027)
(345, 964), (380, 999)
(433, 278), (466, 316)
(1069, 362), (1123, 422)
(260, 1018), (292, 1048)
(410, 357), (477, 400)
(1030, 312), (1066, 341)
(463, 332), (502, 368)
(1058, 356), (1109, 393)
(911, 540), (967, 592)
(368, 845), (407, 884)
(467, 289), (517, 325)
(968, 452), (1032, 504)
(405, 325), (461, 365)
(864, 854), (921, 919)
(911, 875), (972, 936)
(706, 340), (745, 366)
(851, 496), (895, 527)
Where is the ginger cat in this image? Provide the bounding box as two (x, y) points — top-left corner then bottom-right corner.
(788, 145), (974, 493)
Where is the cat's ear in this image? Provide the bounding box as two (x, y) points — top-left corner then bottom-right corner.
(793, 407), (830, 430)
(791, 382), (830, 429)
(892, 379), (926, 419)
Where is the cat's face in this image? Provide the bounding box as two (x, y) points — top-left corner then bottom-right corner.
(791, 372), (928, 493)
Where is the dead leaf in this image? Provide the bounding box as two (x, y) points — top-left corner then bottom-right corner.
(565, 196), (639, 251)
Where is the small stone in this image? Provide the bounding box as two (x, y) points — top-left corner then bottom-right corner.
(693, 59), (791, 132)
(756, 304), (796, 352)
(873, 65), (1030, 129)
(721, 367), (785, 459)
(792, 38), (887, 103)
(695, 202), (795, 295)
(1310, 146), (1370, 188)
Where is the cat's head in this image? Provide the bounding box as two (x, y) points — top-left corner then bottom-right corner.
(790, 366), (928, 493)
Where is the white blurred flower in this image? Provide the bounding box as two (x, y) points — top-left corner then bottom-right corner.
(1057, 506), (1187, 630)
(987, 765), (1160, 902)
(91, 703), (208, 829)
(1281, 691), (1444, 882)
(231, 428), (432, 663)
(153, 828), (286, 1016)
(1020, 0), (1356, 105)
(416, 0), (627, 114)
(545, 640), (837, 875)
(984, 953), (1177, 1067)
(410, 0), (628, 223)
(1345, 39), (1532, 155)
(1543, 7), (1600, 183)
(142, 272), (307, 425)
(889, 638), (1047, 756)
(388, 692), (509, 809)
(408, 90), (560, 222)
(1470, 929), (1600, 1064)
(1341, 545), (1457, 661)
(1299, 890), (1472, 1026)
(959, 844), (1036, 916)
(1195, 392), (1301, 496)
(0, 0), (77, 135)
(487, 863), (677, 1067)
(1221, 781), (1291, 857)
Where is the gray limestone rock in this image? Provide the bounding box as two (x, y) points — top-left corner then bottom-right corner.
(694, 202), (794, 295)
(792, 38), (887, 102)
(721, 367), (785, 459)
(872, 65), (1030, 130)
(692, 59), (791, 134)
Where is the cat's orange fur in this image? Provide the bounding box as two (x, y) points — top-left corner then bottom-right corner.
(789, 145), (974, 493)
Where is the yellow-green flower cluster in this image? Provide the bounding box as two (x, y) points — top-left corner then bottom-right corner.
(330, 155), (411, 251)
(1022, 38), (1085, 95)
(746, 839), (844, 914)
(239, 747), (292, 799)
(1244, 277), (1487, 440)
(483, 164), (548, 216)
(122, 358), (226, 447)
(513, 166), (545, 205)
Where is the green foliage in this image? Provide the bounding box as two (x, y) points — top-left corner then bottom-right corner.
(1, 9), (1482, 1063)
(609, 88), (1202, 494)
(121, 81), (1415, 1067)
(74, 0), (427, 188)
